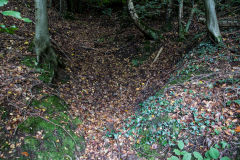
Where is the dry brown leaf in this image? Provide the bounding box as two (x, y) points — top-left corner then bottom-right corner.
(21, 152), (29, 157)
(224, 129), (232, 136)
(235, 126), (240, 132)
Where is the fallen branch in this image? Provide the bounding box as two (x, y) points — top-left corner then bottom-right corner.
(151, 47), (163, 66)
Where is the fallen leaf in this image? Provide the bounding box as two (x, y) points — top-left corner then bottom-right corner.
(21, 152), (29, 157)
(224, 129), (232, 136)
(10, 144), (15, 149)
(235, 126), (240, 132)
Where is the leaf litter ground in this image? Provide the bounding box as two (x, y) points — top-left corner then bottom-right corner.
(0, 1), (240, 159)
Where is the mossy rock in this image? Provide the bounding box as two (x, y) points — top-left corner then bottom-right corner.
(31, 95), (68, 114)
(16, 96), (85, 159)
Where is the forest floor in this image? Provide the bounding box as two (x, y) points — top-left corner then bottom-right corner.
(0, 1), (240, 160)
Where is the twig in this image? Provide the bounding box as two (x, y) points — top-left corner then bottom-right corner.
(36, 115), (77, 144)
(151, 47), (163, 66)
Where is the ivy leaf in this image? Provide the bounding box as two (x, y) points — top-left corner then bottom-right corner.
(0, 0), (8, 7)
(181, 151), (188, 155)
(167, 156), (179, 160)
(193, 151), (203, 160)
(173, 149), (181, 156)
(220, 157), (230, 160)
(182, 152), (191, 160)
(209, 147), (220, 159)
(205, 151), (211, 158)
(220, 141), (228, 149)
(21, 17), (32, 23)
(177, 140), (184, 150)
(2, 10), (22, 19)
(233, 99), (240, 105)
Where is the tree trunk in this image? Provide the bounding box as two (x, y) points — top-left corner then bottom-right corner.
(34, 0), (59, 80)
(164, 0), (173, 31)
(178, 0), (184, 39)
(127, 0), (160, 40)
(60, 0), (67, 15)
(185, 3), (196, 33)
(48, 0), (52, 8)
(204, 0), (222, 43)
(166, 0), (173, 22)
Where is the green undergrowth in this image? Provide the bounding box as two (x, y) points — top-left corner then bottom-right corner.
(167, 41), (220, 86)
(168, 140), (231, 160)
(15, 95), (85, 159)
(123, 41), (239, 159)
(21, 56), (54, 83)
(124, 96), (184, 159)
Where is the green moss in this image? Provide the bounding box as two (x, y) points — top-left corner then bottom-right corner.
(16, 95), (85, 159)
(23, 137), (40, 151)
(18, 117), (51, 134)
(31, 95), (68, 114)
(21, 56), (54, 83)
(21, 56), (37, 68)
(27, 41), (35, 52)
(18, 115), (84, 159)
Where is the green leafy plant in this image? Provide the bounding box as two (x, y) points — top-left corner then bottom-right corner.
(0, 0), (8, 6)
(0, 0), (32, 34)
(168, 141), (231, 160)
(168, 140), (192, 160)
(0, 24), (18, 34)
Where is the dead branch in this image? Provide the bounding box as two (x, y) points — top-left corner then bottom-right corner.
(151, 47), (163, 66)
(37, 115), (77, 144)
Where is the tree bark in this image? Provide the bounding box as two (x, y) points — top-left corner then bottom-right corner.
(34, 0), (59, 80)
(60, 0), (67, 15)
(185, 3), (196, 33)
(127, 0), (160, 40)
(166, 0), (173, 22)
(178, 0), (184, 39)
(48, 0), (52, 8)
(204, 0), (222, 43)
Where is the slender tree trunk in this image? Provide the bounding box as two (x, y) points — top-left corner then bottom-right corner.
(178, 0), (184, 39)
(185, 3), (196, 33)
(60, 0), (67, 15)
(204, 0), (222, 43)
(34, 0), (59, 80)
(48, 0), (52, 8)
(164, 0), (173, 31)
(166, 0), (173, 22)
(127, 0), (159, 40)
